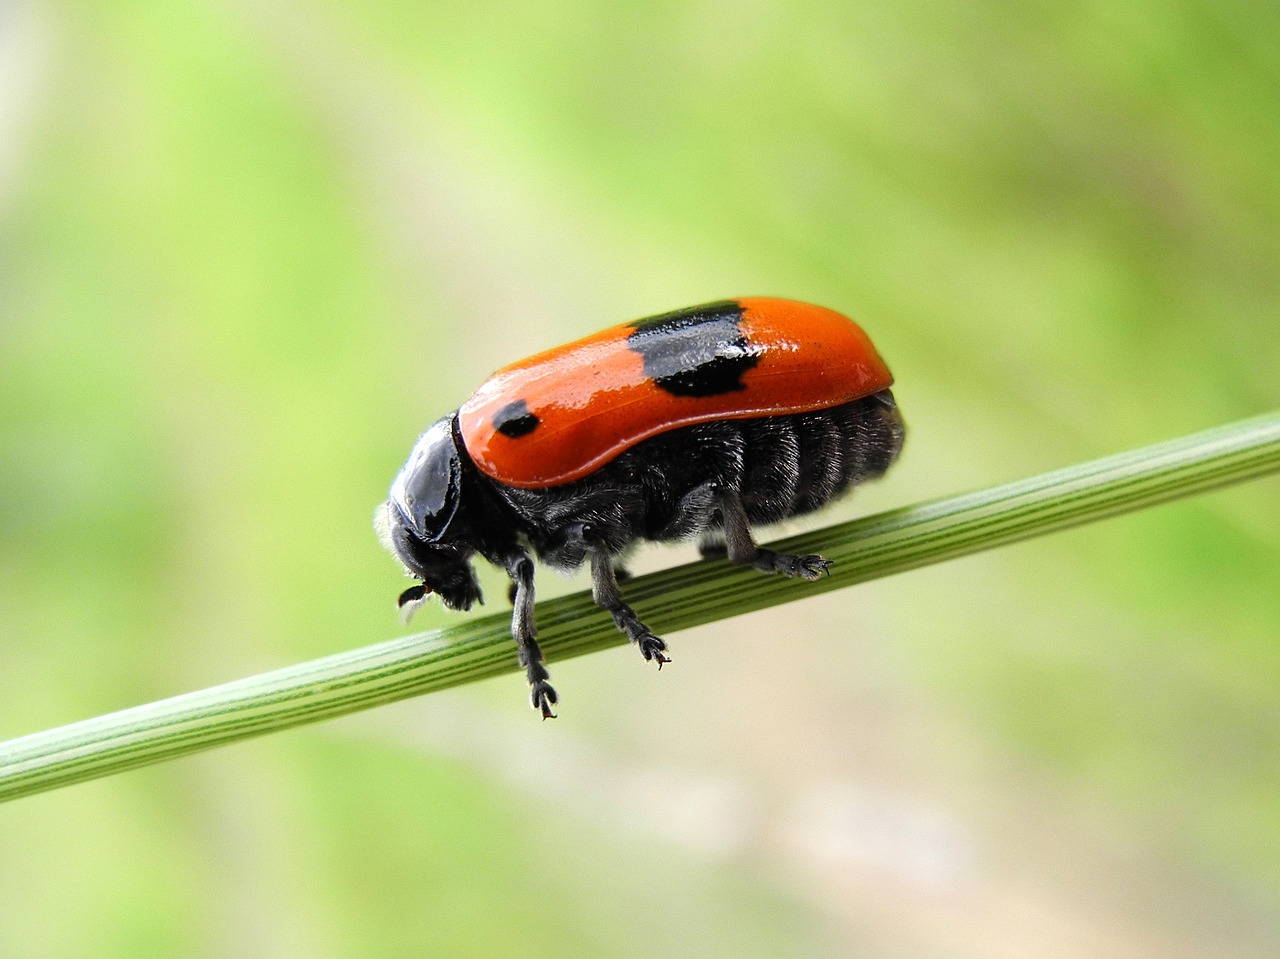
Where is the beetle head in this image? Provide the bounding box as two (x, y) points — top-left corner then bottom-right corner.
(376, 416), (483, 616)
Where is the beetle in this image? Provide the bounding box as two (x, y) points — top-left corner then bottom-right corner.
(376, 297), (904, 717)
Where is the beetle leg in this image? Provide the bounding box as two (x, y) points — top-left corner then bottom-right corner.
(716, 489), (831, 580)
(589, 548), (670, 668)
(504, 551), (558, 718)
(613, 547), (635, 583)
(697, 533), (727, 559)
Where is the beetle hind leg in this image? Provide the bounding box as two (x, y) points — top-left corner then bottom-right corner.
(590, 549), (670, 668)
(717, 489), (831, 581)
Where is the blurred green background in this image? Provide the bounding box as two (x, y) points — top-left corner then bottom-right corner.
(2, 1), (1278, 956)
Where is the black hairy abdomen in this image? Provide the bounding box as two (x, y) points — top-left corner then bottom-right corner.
(491, 391), (903, 565)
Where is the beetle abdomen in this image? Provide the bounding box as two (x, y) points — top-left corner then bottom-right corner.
(740, 392), (902, 525)
(493, 391), (903, 559)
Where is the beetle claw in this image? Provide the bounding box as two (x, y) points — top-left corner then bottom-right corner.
(531, 680), (558, 719)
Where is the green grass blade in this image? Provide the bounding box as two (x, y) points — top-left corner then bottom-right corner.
(1, 410), (1278, 802)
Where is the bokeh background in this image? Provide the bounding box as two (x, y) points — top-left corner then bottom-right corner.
(2, 1), (1279, 956)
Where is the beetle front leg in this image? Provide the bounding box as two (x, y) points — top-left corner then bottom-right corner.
(589, 548), (670, 667)
(716, 489), (831, 580)
(504, 551), (558, 718)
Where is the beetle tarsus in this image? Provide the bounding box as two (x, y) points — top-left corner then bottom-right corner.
(531, 679), (558, 719)
(612, 606), (670, 668)
(635, 630), (670, 668)
(752, 548), (832, 581)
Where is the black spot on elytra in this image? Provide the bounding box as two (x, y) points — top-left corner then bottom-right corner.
(627, 301), (759, 398)
(493, 399), (540, 438)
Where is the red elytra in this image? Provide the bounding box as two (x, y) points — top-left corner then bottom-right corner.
(457, 297), (894, 489)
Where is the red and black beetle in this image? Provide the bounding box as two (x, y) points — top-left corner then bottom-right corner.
(376, 297), (904, 716)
